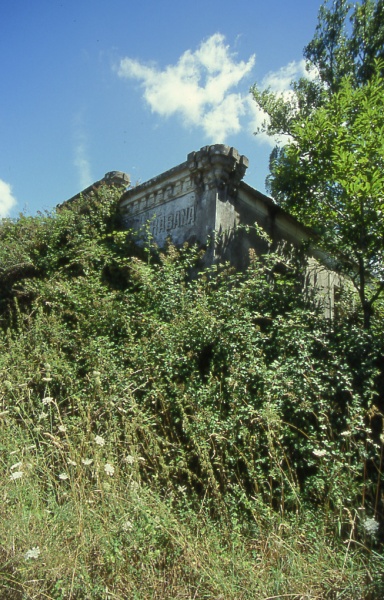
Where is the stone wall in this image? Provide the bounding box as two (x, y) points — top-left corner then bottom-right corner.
(119, 144), (342, 317)
(120, 145), (247, 259)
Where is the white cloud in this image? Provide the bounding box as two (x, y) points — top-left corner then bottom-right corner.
(117, 33), (255, 142)
(0, 179), (17, 217)
(117, 37), (319, 148)
(202, 94), (246, 140)
(74, 139), (93, 190)
(73, 113), (93, 190)
(247, 59), (319, 147)
(262, 59), (309, 93)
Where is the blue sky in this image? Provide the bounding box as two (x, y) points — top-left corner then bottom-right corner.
(1, 0), (322, 218)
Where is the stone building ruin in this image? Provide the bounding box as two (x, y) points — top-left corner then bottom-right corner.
(67, 144), (341, 317)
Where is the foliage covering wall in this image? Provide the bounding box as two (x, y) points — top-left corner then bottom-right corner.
(0, 187), (383, 598)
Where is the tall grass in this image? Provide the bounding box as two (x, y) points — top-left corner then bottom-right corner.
(1, 391), (382, 599)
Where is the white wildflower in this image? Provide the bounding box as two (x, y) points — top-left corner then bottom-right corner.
(81, 458), (93, 466)
(104, 463), (115, 476)
(58, 473), (69, 480)
(340, 431), (351, 437)
(10, 462), (22, 470)
(95, 435), (105, 446)
(25, 547), (40, 560)
(10, 471), (23, 480)
(313, 448), (327, 457)
(363, 518), (379, 537)
(122, 520), (133, 531)
(42, 396), (53, 405)
(67, 459), (77, 466)
(125, 455), (135, 465)
(92, 371), (101, 385)
(38, 412), (48, 420)
(58, 425), (67, 433)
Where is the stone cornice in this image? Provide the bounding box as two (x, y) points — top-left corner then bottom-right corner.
(120, 168), (194, 218)
(187, 145), (249, 194)
(120, 145), (249, 219)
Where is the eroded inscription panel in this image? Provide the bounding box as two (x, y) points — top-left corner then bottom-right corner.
(123, 192), (198, 246)
(149, 205), (195, 235)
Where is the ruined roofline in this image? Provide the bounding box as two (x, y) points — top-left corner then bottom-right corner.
(54, 143), (343, 319)
(57, 144), (337, 271)
(120, 144), (249, 206)
(240, 180), (317, 241)
(119, 144), (324, 257)
(119, 144), (319, 243)
(58, 171), (130, 209)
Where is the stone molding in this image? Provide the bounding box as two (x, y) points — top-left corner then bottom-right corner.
(121, 173), (195, 220)
(187, 145), (249, 194)
(120, 145), (249, 222)
(103, 171), (130, 187)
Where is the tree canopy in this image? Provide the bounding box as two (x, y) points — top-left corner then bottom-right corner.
(305, 0), (384, 91)
(251, 0), (384, 328)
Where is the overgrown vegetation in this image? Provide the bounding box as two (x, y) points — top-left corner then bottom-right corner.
(0, 186), (383, 598)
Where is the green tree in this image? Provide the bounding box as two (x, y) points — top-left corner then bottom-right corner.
(269, 64), (384, 329)
(304, 0), (384, 91)
(251, 0), (384, 329)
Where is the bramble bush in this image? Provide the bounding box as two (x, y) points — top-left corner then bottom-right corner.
(0, 187), (383, 598)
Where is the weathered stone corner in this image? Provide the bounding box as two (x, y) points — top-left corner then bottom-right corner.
(60, 171), (130, 209)
(103, 171), (131, 187)
(187, 144), (249, 194)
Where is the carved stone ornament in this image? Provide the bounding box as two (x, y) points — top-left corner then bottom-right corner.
(187, 144), (249, 194)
